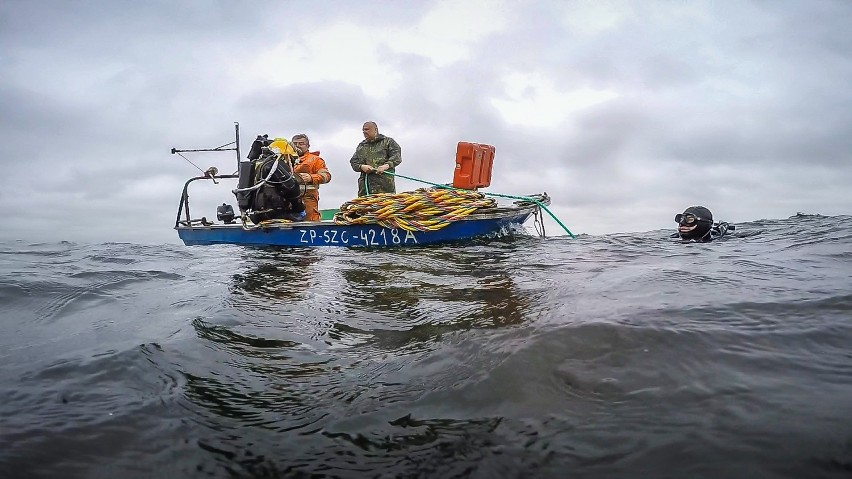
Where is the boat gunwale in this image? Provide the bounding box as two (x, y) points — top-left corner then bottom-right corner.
(175, 200), (539, 232)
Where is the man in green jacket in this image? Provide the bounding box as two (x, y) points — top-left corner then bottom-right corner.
(350, 121), (402, 196)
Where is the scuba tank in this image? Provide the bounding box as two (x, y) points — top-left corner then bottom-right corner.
(235, 160), (255, 213)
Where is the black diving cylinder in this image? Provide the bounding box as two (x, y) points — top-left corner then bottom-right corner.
(235, 160), (255, 212)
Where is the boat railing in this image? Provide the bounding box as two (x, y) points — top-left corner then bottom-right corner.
(175, 174), (238, 228)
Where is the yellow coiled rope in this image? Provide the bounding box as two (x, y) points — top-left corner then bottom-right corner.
(257, 218), (293, 226)
(333, 188), (497, 232)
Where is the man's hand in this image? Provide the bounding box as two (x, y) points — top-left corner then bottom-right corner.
(360, 164), (374, 173)
(299, 173), (312, 183)
(376, 164), (390, 173)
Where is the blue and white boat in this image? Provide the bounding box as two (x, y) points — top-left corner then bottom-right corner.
(172, 124), (566, 248)
(174, 175), (549, 247)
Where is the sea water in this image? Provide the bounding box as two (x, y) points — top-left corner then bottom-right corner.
(1, 214), (850, 478)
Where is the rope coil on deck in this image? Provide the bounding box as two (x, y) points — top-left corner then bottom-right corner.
(333, 188), (497, 232)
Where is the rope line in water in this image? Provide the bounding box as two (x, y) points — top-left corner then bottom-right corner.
(383, 171), (576, 238)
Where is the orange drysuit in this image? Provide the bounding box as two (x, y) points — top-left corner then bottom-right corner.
(293, 151), (331, 221)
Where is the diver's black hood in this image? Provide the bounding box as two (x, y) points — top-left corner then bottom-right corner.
(679, 206), (713, 241)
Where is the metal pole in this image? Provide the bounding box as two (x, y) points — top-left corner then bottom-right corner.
(234, 122), (241, 171)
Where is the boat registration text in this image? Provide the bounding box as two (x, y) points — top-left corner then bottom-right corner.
(299, 227), (419, 246)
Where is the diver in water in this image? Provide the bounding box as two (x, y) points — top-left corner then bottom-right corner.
(673, 206), (735, 242)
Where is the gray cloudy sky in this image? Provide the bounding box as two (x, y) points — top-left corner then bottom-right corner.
(1, 0), (850, 244)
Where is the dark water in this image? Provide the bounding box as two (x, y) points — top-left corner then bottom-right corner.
(1, 214), (851, 478)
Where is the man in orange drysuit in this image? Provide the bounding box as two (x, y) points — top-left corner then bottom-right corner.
(291, 133), (332, 221)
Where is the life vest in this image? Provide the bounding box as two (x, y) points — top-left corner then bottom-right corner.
(294, 151), (332, 188)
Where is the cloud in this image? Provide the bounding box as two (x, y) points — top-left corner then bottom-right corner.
(1, 0), (850, 244)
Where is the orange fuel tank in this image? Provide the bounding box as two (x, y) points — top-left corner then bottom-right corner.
(452, 142), (494, 190)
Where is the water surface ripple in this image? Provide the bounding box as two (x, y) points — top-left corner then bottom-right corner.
(1, 215), (851, 478)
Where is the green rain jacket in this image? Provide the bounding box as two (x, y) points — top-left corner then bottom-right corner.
(349, 134), (402, 196)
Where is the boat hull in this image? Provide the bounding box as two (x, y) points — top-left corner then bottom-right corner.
(176, 207), (535, 247)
